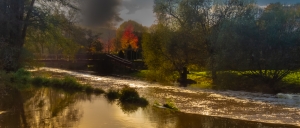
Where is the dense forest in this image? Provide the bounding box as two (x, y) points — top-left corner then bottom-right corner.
(142, 0), (300, 91)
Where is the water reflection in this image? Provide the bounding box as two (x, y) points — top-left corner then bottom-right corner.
(0, 85), (28, 127)
(1, 86), (299, 128)
(24, 87), (87, 128)
(0, 86), (88, 128)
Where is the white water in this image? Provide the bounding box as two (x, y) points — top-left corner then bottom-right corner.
(31, 67), (300, 126)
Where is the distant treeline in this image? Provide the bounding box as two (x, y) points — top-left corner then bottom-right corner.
(142, 1), (300, 86)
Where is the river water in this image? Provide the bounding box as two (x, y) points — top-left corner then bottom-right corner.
(1, 67), (300, 128)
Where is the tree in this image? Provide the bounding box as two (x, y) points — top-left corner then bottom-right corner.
(115, 20), (146, 51)
(121, 25), (139, 50)
(142, 23), (205, 85)
(214, 3), (300, 86)
(85, 30), (103, 54)
(25, 10), (81, 58)
(146, 0), (255, 84)
(0, 0), (78, 71)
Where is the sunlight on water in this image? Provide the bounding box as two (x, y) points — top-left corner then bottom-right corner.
(32, 67), (300, 126)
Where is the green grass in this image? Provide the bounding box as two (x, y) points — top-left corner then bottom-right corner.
(163, 101), (178, 111)
(282, 71), (300, 84)
(188, 72), (213, 89)
(139, 69), (300, 93)
(130, 69), (300, 93)
(129, 70), (149, 80)
(154, 100), (179, 111)
(1, 69), (105, 94)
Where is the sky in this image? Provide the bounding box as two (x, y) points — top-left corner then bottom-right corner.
(118, 0), (300, 27)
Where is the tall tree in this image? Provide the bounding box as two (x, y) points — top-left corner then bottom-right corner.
(147, 0), (256, 84)
(214, 3), (300, 85)
(0, 0), (77, 71)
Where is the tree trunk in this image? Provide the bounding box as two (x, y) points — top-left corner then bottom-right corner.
(178, 67), (188, 86)
(0, 0), (35, 71)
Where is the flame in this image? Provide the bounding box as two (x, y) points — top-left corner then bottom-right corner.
(121, 25), (138, 50)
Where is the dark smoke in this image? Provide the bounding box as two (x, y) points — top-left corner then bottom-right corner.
(81, 0), (122, 27)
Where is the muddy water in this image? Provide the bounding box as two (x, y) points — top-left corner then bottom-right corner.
(1, 67), (300, 127)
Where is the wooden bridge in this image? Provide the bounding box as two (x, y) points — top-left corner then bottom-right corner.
(37, 53), (141, 74)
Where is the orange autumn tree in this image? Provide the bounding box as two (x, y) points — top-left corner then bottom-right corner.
(121, 25), (138, 50)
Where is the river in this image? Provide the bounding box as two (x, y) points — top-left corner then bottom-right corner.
(0, 67), (300, 128)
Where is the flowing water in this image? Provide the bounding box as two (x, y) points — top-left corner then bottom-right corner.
(1, 67), (300, 128)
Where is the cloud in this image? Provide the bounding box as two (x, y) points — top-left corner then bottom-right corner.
(122, 0), (154, 14)
(80, 0), (123, 27)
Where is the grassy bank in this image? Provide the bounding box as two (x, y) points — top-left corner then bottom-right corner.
(0, 68), (104, 94)
(0, 69), (149, 107)
(129, 70), (300, 94)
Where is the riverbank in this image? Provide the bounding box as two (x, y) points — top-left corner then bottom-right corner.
(127, 70), (300, 94)
(22, 67), (300, 127)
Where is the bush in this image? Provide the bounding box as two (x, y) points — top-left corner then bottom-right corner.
(119, 87), (148, 106)
(50, 78), (63, 88)
(94, 88), (105, 95)
(10, 68), (31, 89)
(105, 89), (120, 100)
(31, 76), (50, 87)
(163, 100), (178, 111)
(137, 97), (149, 107)
(85, 86), (94, 93)
(62, 76), (83, 90)
(11, 68), (31, 83)
(119, 87), (139, 103)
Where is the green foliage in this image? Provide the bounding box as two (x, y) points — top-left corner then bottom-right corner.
(105, 89), (121, 101)
(94, 88), (105, 95)
(119, 87), (139, 102)
(105, 86), (149, 106)
(10, 69), (32, 89)
(119, 87), (149, 106)
(142, 25), (184, 82)
(213, 3), (300, 85)
(84, 85), (94, 94)
(25, 12), (81, 58)
(188, 72), (212, 89)
(61, 76), (83, 90)
(31, 76), (51, 87)
(163, 100), (179, 111)
(154, 99), (179, 111)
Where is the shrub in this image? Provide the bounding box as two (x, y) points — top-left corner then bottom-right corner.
(105, 89), (120, 100)
(85, 86), (94, 93)
(62, 76), (83, 90)
(11, 68), (31, 83)
(31, 76), (50, 87)
(9, 68), (31, 89)
(119, 87), (140, 103)
(137, 97), (149, 107)
(94, 88), (105, 95)
(119, 87), (148, 106)
(50, 78), (63, 88)
(163, 101), (178, 111)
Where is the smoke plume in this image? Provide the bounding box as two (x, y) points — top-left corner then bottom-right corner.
(81, 0), (122, 27)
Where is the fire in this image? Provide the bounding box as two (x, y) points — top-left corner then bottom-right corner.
(121, 25), (138, 50)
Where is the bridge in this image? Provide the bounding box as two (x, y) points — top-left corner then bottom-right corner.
(37, 53), (143, 74)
